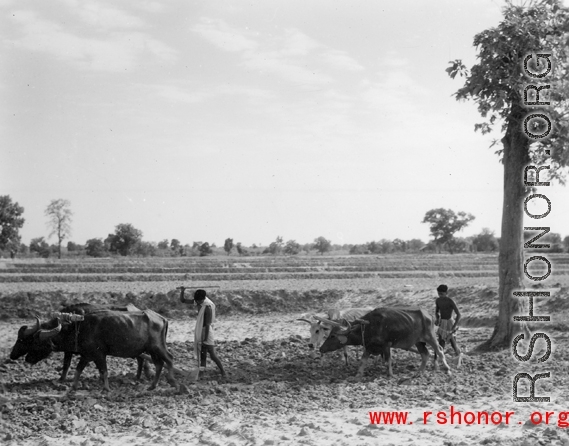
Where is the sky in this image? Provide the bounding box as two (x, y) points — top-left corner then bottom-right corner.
(1, 0), (567, 247)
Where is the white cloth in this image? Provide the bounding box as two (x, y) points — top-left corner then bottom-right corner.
(194, 297), (216, 366)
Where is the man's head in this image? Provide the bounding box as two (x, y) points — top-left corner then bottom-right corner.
(194, 289), (207, 304)
(437, 284), (448, 296)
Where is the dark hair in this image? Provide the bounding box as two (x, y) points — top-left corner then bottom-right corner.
(437, 284), (448, 293)
(194, 289), (207, 301)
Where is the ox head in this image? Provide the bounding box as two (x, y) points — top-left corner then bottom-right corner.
(10, 317), (63, 364)
(318, 317), (368, 354)
(296, 316), (335, 350)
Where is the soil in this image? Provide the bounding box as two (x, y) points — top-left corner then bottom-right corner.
(2, 280), (569, 445)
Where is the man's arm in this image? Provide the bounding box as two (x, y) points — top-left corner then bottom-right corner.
(179, 286), (192, 304)
(202, 305), (212, 342)
(451, 299), (461, 330)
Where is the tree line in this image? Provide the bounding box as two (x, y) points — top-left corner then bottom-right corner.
(1, 195), (567, 259)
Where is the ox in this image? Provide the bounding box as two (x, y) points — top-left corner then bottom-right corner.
(10, 309), (178, 391)
(297, 307), (373, 365)
(319, 307), (450, 378)
(55, 303), (151, 382)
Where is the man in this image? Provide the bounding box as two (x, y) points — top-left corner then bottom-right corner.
(435, 284), (463, 366)
(180, 287), (226, 379)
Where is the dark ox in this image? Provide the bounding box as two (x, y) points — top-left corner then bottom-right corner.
(54, 303), (151, 382)
(10, 309), (178, 391)
(319, 307), (450, 378)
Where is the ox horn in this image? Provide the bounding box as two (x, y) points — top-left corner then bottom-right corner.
(313, 316), (349, 329)
(296, 318), (313, 324)
(354, 319), (370, 325)
(23, 316), (41, 337)
(38, 319), (62, 341)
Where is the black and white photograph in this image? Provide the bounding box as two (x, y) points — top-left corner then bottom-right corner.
(1, 0), (569, 444)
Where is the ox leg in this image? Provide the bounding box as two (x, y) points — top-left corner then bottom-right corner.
(91, 357), (111, 391)
(356, 350), (371, 378)
(415, 342), (430, 375)
(343, 346), (349, 366)
(427, 337), (451, 375)
(382, 344), (394, 378)
(71, 356), (90, 391)
(59, 352), (73, 382)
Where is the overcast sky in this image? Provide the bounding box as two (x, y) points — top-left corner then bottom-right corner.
(1, 0), (567, 247)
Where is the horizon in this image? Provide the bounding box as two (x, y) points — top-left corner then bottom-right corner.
(2, 1), (567, 248)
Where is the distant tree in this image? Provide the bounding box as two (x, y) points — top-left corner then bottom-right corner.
(199, 242), (212, 257)
(170, 239), (181, 252)
(45, 199), (73, 259)
(472, 228), (499, 252)
(283, 239), (301, 255)
(313, 236), (332, 255)
(392, 239), (407, 252)
(0, 195), (25, 257)
(30, 237), (51, 258)
(108, 223), (143, 256)
(447, 237), (469, 254)
(157, 239), (169, 250)
(236, 242), (243, 255)
(406, 239), (425, 252)
(446, 0), (569, 349)
(349, 244), (368, 255)
(564, 236), (569, 253)
(85, 238), (107, 257)
(224, 238), (234, 255)
(134, 241), (158, 257)
(422, 208), (475, 254)
(267, 236), (284, 255)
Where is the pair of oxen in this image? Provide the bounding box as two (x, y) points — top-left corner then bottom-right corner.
(298, 306), (456, 378)
(9, 303), (178, 392)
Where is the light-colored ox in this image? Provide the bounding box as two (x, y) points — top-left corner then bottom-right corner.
(297, 307), (373, 365)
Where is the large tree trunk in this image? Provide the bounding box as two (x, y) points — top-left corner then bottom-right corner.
(479, 104), (531, 351)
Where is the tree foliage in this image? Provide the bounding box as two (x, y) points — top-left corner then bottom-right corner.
(472, 228), (500, 252)
(85, 238), (107, 257)
(283, 239), (301, 255)
(0, 195), (25, 254)
(447, 0), (569, 349)
(422, 208), (475, 253)
(224, 238), (234, 255)
(107, 223), (143, 256)
(199, 242), (212, 257)
(45, 199), (73, 259)
(313, 236), (332, 255)
(30, 237), (51, 258)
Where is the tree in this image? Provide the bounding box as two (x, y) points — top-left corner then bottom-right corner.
(85, 238), (107, 257)
(406, 239), (425, 252)
(267, 236), (284, 255)
(447, 1), (569, 349)
(564, 235), (569, 253)
(45, 199), (73, 259)
(30, 237), (51, 258)
(170, 239), (181, 252)
(157, 239), (169, 250)
(224, 238), (234, 255)
(283, 239), (301, 255)
(0, 195), (25, 256)
(108, 223), (143, 256)
(199, 242), (212, 257)
(313, 236), (332, 255)
(422, 208), (475, 254)
(472, 228), (500, 252)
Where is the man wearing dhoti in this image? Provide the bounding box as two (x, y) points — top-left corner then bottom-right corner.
(435, 284), (463, 366)
(180, 287), (226, 378)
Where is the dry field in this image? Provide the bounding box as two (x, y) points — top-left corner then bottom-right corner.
(1, 254), (569, 446)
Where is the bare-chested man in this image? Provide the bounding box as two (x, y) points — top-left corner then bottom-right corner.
(435, 284), (462, 364)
